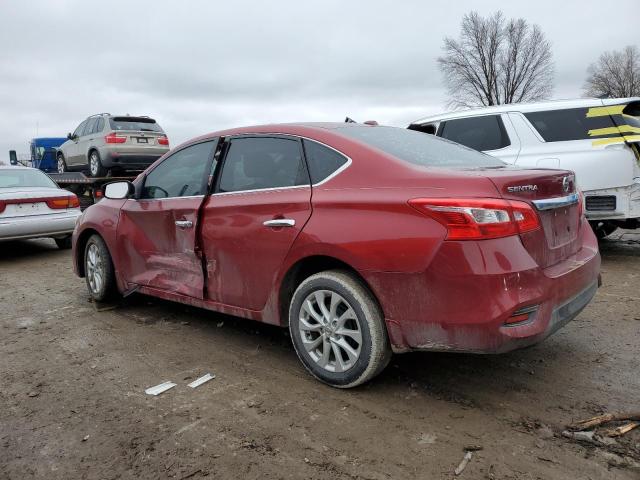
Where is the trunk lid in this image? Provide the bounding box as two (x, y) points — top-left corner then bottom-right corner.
(478, 167), (581, 268)
(0, 187), (75, 219)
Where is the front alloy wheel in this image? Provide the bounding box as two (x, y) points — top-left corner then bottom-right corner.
(84, 234), (117, 302)
(289, 270), (391, 388)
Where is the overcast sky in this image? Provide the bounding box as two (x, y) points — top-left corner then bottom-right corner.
(0, 0), (638, 158)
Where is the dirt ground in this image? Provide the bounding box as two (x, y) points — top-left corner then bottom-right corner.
(1, 232), (639, 480)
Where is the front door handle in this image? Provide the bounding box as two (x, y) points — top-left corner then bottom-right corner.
(175, 220), (193, 229)
(263, 218), (295, 228)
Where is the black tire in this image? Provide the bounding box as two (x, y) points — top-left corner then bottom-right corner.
(590, 221), (618, 240)
(88, 150), (107, 178)
(57, 154), (67, 173)
(54, 235), (72, 249)
(289, 270), (391, 388)
(84, 234), (117, 302)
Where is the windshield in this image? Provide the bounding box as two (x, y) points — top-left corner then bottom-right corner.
(335, 125), (505, 168)
(109, 117), (164, 133)
(0, 169), (58, 188)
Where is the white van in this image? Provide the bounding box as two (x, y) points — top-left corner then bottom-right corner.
(409, 98), (640, 238)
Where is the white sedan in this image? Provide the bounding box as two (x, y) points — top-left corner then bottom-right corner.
(0, 165), (81, 248)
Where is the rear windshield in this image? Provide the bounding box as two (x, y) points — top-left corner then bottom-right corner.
(0, 169), (57, 188)
(335, 125), (505, 168)
(109, 117), (164, 133)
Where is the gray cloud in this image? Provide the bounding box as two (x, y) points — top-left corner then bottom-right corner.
(0, 0), (637, 159)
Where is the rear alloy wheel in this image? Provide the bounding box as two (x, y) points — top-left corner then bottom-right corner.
(84, 234), (117, 302)
(289, 270), (391, 388)
(57, 155), (67, 173)
(88, 151), (106, 177)
(54, 235), (72, 249)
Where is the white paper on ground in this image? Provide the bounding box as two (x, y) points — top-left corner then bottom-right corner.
(145, 381), (177, 396)
(188, 373), (215, 388)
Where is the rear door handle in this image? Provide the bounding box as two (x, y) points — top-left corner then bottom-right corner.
(175, 220), (193, 229)
(263, 219), (295, 228)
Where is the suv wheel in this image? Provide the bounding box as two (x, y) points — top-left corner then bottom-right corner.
(289, 270), (391, 388)
(88, 151), (106, 177)
(57, 155), (67, 173)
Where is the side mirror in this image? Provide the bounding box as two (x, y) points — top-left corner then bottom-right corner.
(103, 181), (134, 200)
(67, 132), (74, 140)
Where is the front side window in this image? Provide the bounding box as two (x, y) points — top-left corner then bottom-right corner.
(73, 120), (87, 137)
(218, 137), (308, 193)
(141, 141), (215, 199)
(302, 139), (348, 184)
(524, 108), (619, 142)
(438, 115), (511, 151)
(84, 118), (97, 136)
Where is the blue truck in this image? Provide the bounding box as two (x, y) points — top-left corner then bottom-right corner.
(28, 137), (68, 172)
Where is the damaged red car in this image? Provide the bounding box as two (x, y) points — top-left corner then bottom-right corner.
(72, 123), (601, 388)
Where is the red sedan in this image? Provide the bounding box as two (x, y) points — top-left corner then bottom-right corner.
(72, 123), (600, 388)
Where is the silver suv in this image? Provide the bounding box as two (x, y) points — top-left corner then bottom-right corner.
(57, 113), (170, 177)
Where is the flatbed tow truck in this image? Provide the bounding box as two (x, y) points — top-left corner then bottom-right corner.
(9, 146), (140, 210)
(46, 172), (139, 209)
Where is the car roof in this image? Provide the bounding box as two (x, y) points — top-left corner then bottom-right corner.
(411, 97), (640, 125)
(175, 122), (383, 150)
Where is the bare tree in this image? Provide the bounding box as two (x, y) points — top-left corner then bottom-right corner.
(584, 45), (640, 98)
(438, 11), (554, 108)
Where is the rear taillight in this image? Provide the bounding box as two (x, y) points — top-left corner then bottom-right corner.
(105, 132), (127, 144)
(157, 135), (169, 146)
(46, 195), (80, 209)
(408, 198), (541, 240)
(0, 201), (5, 214)
(577, 190), (584, 223)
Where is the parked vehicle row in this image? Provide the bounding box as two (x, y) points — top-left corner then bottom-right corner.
(408, 97), (640, 238)
(71, 123), (600, 388)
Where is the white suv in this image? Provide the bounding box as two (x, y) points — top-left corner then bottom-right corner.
(409, 98), (640, 238)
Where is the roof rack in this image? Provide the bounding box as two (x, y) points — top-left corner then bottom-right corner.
(88, 113), (111, 118)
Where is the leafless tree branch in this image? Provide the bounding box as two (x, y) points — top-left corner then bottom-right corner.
(438, 11), (554, 108)
(583, 45), (640, 98)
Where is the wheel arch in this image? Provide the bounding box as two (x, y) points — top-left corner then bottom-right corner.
(75, 228), (101, 277)
(278, 255), (384, 327)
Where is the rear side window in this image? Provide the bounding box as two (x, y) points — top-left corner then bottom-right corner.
(524, 108), (616, 142)
(439, 115), (510, 151)
(142, 141), (215, 199)
(110, 117), (164, 133)
(218, 137), (308, 193)
(302, 139), (348, 184)
(95, 117), (104, 133)
(336, 125), (505, 168)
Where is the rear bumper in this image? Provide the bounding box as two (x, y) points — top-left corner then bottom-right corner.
(99, 148), (166, 169)
(0, 210), (81, 241)
(583, 182), (640, 221)
(366, 221), (601, 353)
